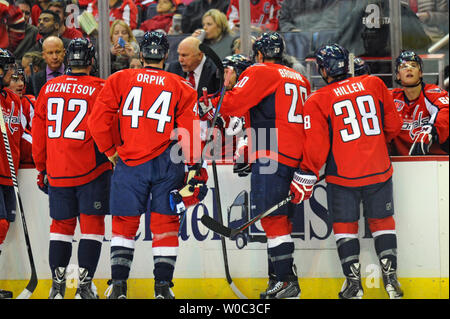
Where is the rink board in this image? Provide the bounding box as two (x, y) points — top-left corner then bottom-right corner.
(0, 157), (448, 299)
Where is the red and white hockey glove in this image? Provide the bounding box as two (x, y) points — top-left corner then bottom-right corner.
(169, 161), (209, 214)
(289, 169), (317, 204)
(37, 170), (49, 194)
(233, 135), (251, 177)
(198, 92), (217, 118)
(225, 116), (244, 136)
(409, 124), (438, 155)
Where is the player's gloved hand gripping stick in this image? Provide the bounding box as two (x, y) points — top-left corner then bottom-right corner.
(201, 172), (323, 238)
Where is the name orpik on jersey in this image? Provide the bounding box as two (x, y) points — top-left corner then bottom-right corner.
(136, 73), (165, 85)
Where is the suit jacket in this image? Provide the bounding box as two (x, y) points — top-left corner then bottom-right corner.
(165, 57), (221, 98)
(27, 67), (65, 97)
(26, 69), (46, 97)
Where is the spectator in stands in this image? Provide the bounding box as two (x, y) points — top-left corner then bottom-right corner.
(181, 0), (228, 34)
(22, 51), (45, 81)
(21, 51), (45, 96)
(30, 10), (71, 52)
(87, 0), (139, 30)
(192, 9), (234, 60)
(140, 0), (181, 33)
(31, 0), (51, 26)
(166, 36), (220, 98)
(230, 35), (256, 55)
(110, 19), (139, 73)
(0, 0), (25, 53)
(129, 55), (143, 69)
(6, 68), (35, 168)
(413, 0), (449, 43)
(29, 36), (66, 96)
(227, 0), (283, 33)
(48, 1), (83, 40)
(13, 1), (38, 60)
(278, 0), (341, 32)
(17, 0), (32, 24)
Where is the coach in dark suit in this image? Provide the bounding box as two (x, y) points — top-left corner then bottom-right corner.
(27, 36), (66, 97)
(166, 36), (220, 98)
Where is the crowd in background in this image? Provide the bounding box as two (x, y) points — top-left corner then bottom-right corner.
(1, 0), (449, 164)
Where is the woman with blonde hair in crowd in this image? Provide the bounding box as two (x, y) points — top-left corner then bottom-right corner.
(192, 8), (234, 60)
(110, 19), (140, 73)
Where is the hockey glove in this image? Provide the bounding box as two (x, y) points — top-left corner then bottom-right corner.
(37, 170), (49, 194)
(169, 162), (209, 214)
(409, 124), (438, 155)
(225, 116), (244, 136)
(289, 169), (317, 204)
(233, 136), (250, 177)
(198, 92), (218, 118)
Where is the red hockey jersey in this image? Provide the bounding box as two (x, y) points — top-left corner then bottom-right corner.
(87, 0), (139, 30)
(88, 67), (200, 166)
(0, 0), (25, 51)
(19, 95), (35, 168)
(1, 88), (30, 186)
(300, 75), (402, 187)
(227, 0), (282, 31)
(390, 83), (449, 155)
(32, 74), (111, 187)
(218, 62), (311, 168)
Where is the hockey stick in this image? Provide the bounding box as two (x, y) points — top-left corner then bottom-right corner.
(199, 43), (248, 299)
(0, 100), (38, 299)
(201, 175), (326, 238)
(202, 194), (294, 239)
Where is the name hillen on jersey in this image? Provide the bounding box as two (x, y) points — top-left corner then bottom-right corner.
(332, 81), (365, 97)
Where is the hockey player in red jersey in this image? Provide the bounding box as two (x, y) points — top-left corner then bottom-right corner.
(32, 38), (112, 299)
(390, 51), (449, 156)
(0, 49), (31, 299)
(201, 32), (311, 299)
(88, 31), (206, 299)
(199, 54), (252, 167)
(6, 67), (35, 168)
(291, 44), (403, 299)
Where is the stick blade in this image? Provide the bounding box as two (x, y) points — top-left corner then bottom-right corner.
(16, 289), (33, 299)
(201, 214), (231, 238)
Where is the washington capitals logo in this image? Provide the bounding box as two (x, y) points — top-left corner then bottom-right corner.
(394, 99), (405, 112)
(2, 101), (20, 135)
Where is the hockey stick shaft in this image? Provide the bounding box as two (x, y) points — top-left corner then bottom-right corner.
(199, 44), (248, 299)
(0, 101), (38, 299)
(201, 175), (326, 238)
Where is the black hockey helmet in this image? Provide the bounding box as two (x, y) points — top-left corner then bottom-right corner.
(395, 50), (423, 73)
(353, 57), (370, 76)
(252, 32), (285, 61)
(0, 48), (16, 89)
(67, 38), (95, 67)
(140, 31), (169, 61)
(315, 43), (349, 78)
(222, 54), (253, 79)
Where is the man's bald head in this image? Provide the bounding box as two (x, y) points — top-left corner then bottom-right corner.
(42, 36), (65, 71)
(177, 36), (204, 73)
